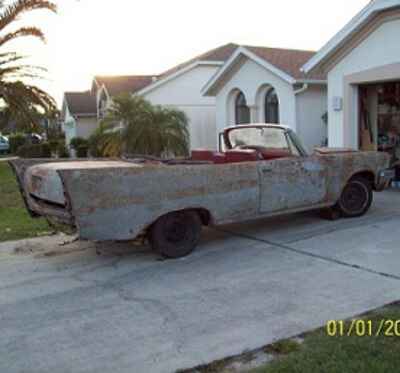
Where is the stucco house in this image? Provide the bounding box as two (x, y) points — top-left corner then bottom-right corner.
(303, 0), (400, 163)
(61, 43), (328, 152)
(61, 91), (97, 146)
(202, 46), (327, 152)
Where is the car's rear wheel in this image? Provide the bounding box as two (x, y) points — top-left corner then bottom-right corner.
(149, 211), (202, 258)
(336, 176), (373, 218)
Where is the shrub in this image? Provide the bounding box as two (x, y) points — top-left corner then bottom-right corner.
(70, 137), (88, 151)
(57, 144), (70, 158)
(76, 144), (88, 158)
(88, 123), (122, 158)
(8, 133), (26, 154)
(49, 139), (60, 154)
(16, 142), (51, 158)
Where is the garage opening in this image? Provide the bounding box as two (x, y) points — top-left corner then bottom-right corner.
(359, 82), (400, 178)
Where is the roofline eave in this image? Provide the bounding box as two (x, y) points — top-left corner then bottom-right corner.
(302, 0), (400, 74)
(136, 60), (224, 96)
(202, 46), (297, 97)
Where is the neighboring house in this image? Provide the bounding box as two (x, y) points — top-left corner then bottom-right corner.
(62, 91), (97, 146)
(303, 0), (400, 157)
(202, 46), (327, 152)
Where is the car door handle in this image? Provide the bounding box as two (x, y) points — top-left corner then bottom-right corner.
(262, 167), (273, 173)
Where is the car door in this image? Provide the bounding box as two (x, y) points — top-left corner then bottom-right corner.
(258, 154), (328, 214)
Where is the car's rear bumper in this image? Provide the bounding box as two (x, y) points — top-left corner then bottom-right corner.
(376, 168), (395, 191)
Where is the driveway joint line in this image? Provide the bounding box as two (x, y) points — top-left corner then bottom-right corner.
(284, 212), (400, 245)
(214, 228), (400, 281)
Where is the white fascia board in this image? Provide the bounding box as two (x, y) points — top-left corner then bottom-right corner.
(302, 0), (400, 73)
(98, 84), (111, 101)
(202, 46), (296, 96)
(201, 48), (245, 95)
(136, 60), (224, 96)
(294, 79), (327, 85)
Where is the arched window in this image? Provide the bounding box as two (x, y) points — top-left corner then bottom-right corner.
(265, 88), (279, 124)
(235, 91), (250, 125)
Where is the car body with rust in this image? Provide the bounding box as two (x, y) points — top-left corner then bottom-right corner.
(10, 124), (393, 258)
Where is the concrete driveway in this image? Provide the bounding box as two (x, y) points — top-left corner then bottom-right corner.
(1, 190), (400, 373)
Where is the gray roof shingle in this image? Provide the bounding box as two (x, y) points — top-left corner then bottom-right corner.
(94, 75), (155, 96)
(64, 91), (97, 116)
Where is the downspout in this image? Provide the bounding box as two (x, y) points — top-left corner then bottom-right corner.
(294, 83), (309, 95)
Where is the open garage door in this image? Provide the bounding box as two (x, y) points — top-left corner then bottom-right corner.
(359, 82), (400, 167)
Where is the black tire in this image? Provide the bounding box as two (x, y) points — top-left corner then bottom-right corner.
(336, 177), (373, 218)
(149, 211), (202, 258)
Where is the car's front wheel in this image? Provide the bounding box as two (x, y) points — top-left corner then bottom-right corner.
(336, 176), (373, 218)
(149, 211), (202, 258)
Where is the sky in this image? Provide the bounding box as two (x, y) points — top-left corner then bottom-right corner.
(6, 0), (370, 106)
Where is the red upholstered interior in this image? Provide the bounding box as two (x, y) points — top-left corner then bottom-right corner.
(258, 148), (292, 160)
(191, 148), (292, 164)
(190, 150), (227, 164)
(224, 149), (259, 163)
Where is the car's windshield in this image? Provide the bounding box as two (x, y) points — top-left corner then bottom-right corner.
(228, 127), (288, 149)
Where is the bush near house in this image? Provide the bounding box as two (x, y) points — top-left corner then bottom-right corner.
(70, 137), (88, 150)
(88, 122), (122, 157)
(8, 133), (26, 154)
(70, 137), (89, 158)
(16, 142), (51, 158)
(57, 143), (70, 158)
(49, 139), (60, 154)
(76, 144), (88, 158)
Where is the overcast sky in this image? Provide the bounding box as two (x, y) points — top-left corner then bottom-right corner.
(8, 0), (370, 105)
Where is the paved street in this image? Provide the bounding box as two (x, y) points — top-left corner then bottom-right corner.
(1, 190), (400, 373)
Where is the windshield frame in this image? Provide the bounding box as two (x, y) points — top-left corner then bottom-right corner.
(223, 125), (308, 157)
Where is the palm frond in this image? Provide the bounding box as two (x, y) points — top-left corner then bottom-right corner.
(0, 81), (56, 128)
(0, 26), (45, 47)
(0, 0), (57, 32)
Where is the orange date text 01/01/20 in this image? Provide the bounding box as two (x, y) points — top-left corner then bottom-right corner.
(326, 320), (400, 337)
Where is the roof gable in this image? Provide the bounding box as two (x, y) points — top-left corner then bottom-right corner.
(158, 43), (239, 78)
(64, 91), (97, 116)
(303, 0), (400, 74)
(202, 45), (325, 96)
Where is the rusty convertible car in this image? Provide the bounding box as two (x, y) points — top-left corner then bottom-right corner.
(10, 124), (393, 258)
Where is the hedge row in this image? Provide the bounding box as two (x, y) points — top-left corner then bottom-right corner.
(16, 143), (52, 158)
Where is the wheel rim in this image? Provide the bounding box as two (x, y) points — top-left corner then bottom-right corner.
(163, 215), (190, 244)
(341, 181), (368, 214)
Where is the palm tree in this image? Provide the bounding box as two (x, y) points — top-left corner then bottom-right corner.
(98, 94), (190, 158)
(0, 0), (57, 131)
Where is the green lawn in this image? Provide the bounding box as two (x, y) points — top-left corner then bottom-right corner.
(252, 303), (400, 373)
(0, 162), (51, 242)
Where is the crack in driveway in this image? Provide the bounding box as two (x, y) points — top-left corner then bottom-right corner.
(215, 226), (400, 282)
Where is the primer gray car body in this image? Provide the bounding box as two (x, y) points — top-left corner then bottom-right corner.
(10, 125), (392, 242)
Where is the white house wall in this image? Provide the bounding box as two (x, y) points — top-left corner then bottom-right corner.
(215, 58), (297, 136)
(75, 117), (98, 139)
(328, 18), (400, 148)
(143, 65), (219, 150)
(296, 85), (327, 152)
